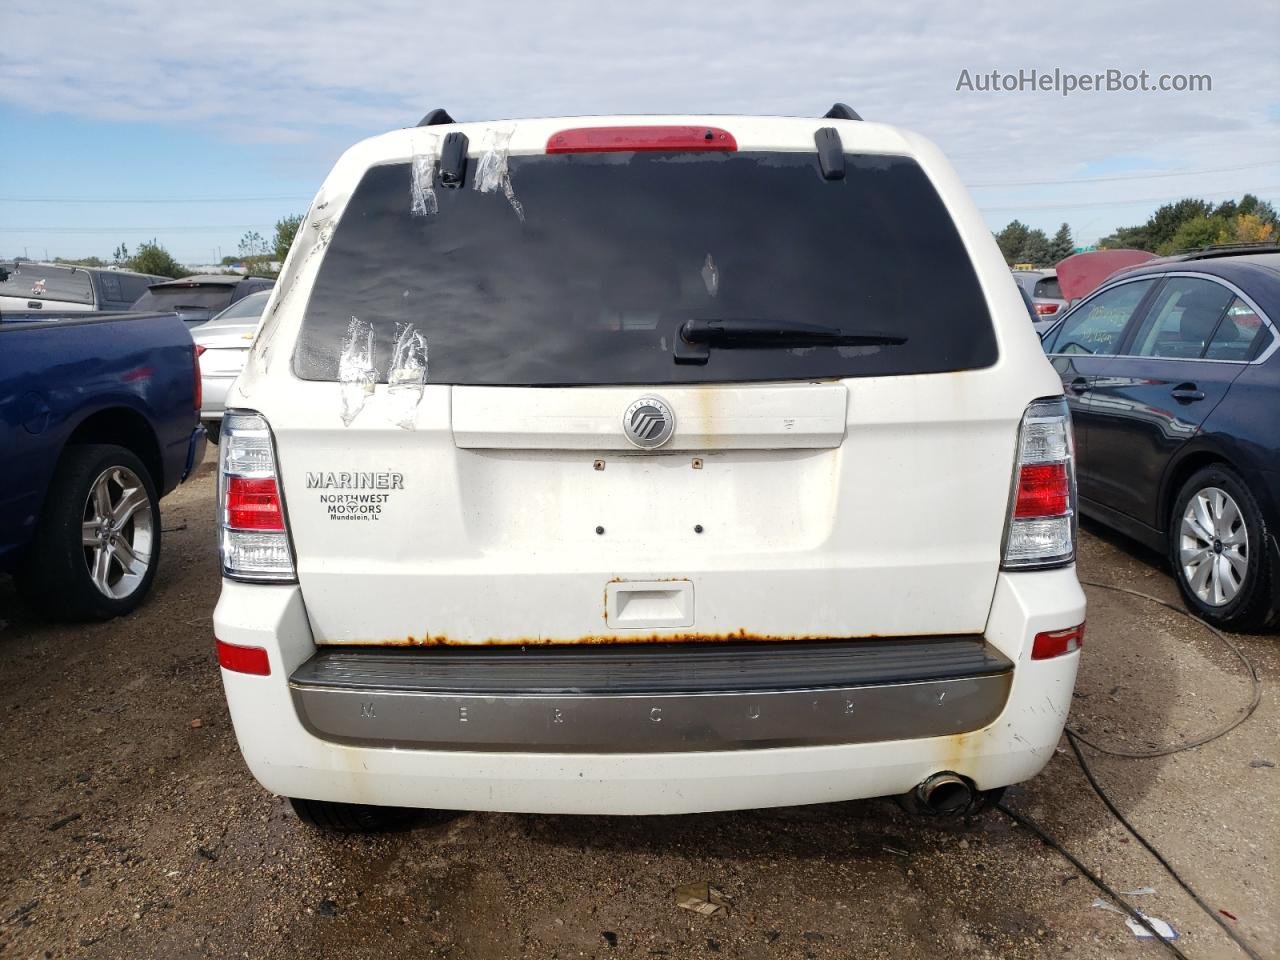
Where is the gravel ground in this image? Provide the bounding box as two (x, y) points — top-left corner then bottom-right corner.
(1, 453), (1276, 959)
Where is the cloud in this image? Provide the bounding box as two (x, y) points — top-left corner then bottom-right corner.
(2, 0), (1277, 240)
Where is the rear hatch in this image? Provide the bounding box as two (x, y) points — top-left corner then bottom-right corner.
(134, 282), (236, 326)
(260, 123), (1022, 646)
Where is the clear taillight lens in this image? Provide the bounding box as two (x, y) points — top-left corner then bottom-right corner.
(1002, 397), (1076, 569)
(218, 411), (296, 582)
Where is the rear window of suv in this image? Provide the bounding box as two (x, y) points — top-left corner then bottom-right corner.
(295, 151), (997, 385)
(1033, 277), (1062, 299)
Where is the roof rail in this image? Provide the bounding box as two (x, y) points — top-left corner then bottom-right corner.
(417, 108), (455, 127)
(1177, 242), (1280, 261)
(823, 102), (863, 121)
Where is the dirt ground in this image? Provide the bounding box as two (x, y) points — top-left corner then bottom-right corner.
(1, 453), (1276, 960)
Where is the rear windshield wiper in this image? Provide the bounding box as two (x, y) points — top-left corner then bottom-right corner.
(674, 317), (907, 364)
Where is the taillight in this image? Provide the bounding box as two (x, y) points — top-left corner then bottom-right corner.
(1002, 397), (1076, 569)
(1031, 623), (1085, 660)
(215, 638), (271, 675)
(218, 411), (296, 581)
(225, 477), (285, 530)
(193, 344), (205, 411)
(1034, 303), (1059, 315)
(546, 125), (738, 154)
(1014, 464), (1070, 518)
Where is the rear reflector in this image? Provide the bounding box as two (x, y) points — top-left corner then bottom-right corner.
(216, 638), (271, 675)
(1034, 303), (1059, 315)
(1014, 463), (1070, 518)
(225, 476), (285, 531)
(1031, 623), (1084, 660)
(546, 125), (738, 154)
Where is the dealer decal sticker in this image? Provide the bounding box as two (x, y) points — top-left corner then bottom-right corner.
(305, 471), (403, 521)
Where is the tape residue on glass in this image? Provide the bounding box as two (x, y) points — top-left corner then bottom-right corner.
(386, 322), (428, 429)
(338, 316), (376, 426)
(701, 253), (719, 297)
(473, 127), (525, 221)
(410, 137), (439, 217)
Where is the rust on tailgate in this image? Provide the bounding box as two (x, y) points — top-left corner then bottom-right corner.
(371, 628), (898, 647)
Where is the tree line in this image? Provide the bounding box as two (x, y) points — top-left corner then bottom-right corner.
(50, 215), (305, 280)
(995, 222), (1076, 269)
(995, 193), (1277, 268)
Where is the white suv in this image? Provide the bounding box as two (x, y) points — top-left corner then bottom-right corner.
(212, 109), (1085, 830)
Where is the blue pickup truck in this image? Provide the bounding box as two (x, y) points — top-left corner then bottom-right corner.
(0, 311), (206, 619)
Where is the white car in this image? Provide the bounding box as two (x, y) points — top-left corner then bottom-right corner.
(192, 290), (271, 441)
(213, 109), (1085, 831)
(1013, 269), (1070, 334)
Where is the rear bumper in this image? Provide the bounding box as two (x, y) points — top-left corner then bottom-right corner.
(288, 639), (1013, 752)
(213, 568), (1084, 814)
(199, 375), (235, 420)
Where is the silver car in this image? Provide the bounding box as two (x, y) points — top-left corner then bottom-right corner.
(1012, 270), (1068, 334)
(191, 289), (270, 440)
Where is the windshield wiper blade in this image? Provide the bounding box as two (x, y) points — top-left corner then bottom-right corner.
(674, 317), (907, 364)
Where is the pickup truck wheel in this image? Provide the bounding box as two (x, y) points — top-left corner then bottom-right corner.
(1169, 465), (1277, 631)
(288, 797), (417, 832)
(16, 444), (161, 621)
(204, 421), (220, 444)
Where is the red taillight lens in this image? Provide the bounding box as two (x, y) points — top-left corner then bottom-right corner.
(1031, 623), (1085, 660)
(225, 476), (285, 531)
(1034, 303), (1059, 315)
(1014, 463), (1070, 518)
(546, 125), (738, 154)
(216, 638), (271, 675)
(193, 344), (205, 411)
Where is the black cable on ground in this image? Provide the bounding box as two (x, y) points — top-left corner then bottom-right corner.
(994, 800), (1190, 960)
(1010, 579), (1266, 959)
(1069, 581), (1262, 758)
(1065, 730), (1264, 960)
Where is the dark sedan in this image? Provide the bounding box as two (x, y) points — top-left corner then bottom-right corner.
(131, 274), (274, 328)
(1040, 249), (1280, 630)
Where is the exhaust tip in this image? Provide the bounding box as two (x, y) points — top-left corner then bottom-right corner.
(915, 772), (974, 816)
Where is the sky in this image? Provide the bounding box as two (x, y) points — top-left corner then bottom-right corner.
(2, 0), (1277, 263)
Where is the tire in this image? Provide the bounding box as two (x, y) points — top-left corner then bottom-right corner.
(15, 444), (162, 621)
(288, 797), (418, 832)
(1169, 464), (1277, 631)
(204, 420), (221, 445)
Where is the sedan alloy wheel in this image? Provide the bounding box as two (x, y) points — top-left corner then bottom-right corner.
(1178, 485), (1248, 607)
